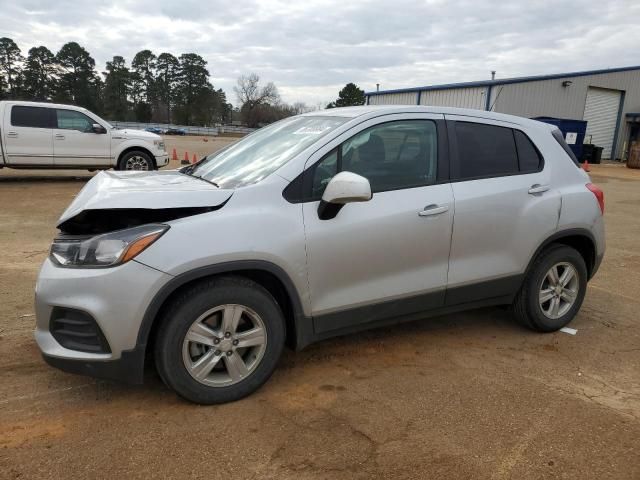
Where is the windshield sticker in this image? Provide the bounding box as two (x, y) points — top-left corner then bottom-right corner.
(292, 126), (332, 135)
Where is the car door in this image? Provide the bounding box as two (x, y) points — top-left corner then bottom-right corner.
(2, 104), (53, 166)
(444, 115), (561, 305)
(53, 108), (111, 167)
(297, 114), (454, 334)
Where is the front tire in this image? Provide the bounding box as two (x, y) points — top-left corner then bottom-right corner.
(154, 277), (285, 404)
(512, 245), (587, 332)
(117, 150), (155, 171)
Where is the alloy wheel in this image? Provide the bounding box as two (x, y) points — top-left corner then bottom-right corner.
(181, 304), (267, 387)
(125, 155), (150, 170)
(538, 262), (579, 319)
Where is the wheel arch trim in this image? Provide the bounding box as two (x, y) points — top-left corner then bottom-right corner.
(136, 260), (310, 355)
(525, 228), (599, 280)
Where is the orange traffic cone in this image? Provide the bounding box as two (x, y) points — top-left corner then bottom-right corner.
(181, 151), (190, 165)
(192, 153), (198, 164)
(171, 148), (178, 161)
(582, 160), (590, 172)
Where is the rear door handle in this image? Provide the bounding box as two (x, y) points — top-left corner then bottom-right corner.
(528, 184), (550, 195)
(55, 134), (65, 140)
(418, 204), (449, 217)
(7, 131), (17, 138)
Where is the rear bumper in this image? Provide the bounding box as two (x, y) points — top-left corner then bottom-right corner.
(591, 250), (604, 279)
(42, 344), (146, 384)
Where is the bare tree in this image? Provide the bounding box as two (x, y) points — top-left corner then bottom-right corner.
(235, 73), (281, 127)
(234, 73), (279, 109)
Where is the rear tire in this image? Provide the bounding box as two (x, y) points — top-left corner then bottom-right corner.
(117, 150), (155, 171)
(154, 276), (285, 404)
(512, 245), (587, 332)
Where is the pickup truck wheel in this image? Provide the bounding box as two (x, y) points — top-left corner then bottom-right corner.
(118, 150), (154, 171)
(512, 245), (587, 332)
(154, 276), (285, 404)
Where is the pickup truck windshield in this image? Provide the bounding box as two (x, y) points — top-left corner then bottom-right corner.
(190, 116), (348, 188)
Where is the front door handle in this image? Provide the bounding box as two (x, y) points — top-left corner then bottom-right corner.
(418, 204), (449, 217)
(528, 184), (550, 195)
(55, 134), (65, 140)
(6, 131), (17, 138)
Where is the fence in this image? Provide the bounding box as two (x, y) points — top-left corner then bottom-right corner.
(110, 121), (255, 136)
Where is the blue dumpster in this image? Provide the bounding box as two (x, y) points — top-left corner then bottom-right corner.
(533, 117), (588, 160)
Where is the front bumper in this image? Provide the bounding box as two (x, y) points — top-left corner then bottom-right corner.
(42, 345), (146, 384)
(35, 258), (172, 383)
(155, 153), (169, 167)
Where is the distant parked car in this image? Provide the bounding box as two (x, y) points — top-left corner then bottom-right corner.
(165, 128), (186, 136)
(145, 127), (163, 135)
(0, 100), (168, 170)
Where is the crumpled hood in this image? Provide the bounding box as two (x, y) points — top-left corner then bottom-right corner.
(57, 170), (233, 227)
(113, 128), (161, 141)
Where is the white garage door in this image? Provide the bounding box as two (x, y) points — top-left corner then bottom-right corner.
(583, 87), (621, 159)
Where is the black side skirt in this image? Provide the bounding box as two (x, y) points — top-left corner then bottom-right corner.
(304, 274), (523, 347)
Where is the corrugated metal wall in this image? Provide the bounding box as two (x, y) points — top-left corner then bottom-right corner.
(367, 69), (640, 159)
(489, 69), (640, 159)
(419, 87), (486, 109)
(368, 92), (418, 105)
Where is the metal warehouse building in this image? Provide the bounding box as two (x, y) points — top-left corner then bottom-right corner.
(365, 66), (640, 160)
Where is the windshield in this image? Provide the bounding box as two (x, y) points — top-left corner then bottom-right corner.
(190, 115), (348, 188)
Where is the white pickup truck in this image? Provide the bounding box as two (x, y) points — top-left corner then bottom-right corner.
(0, 101), (169, 171)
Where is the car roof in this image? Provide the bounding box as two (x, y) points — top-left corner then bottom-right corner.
(301, 105), (555, 131)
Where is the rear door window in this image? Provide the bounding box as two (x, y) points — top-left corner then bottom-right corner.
(10, 106), (52, 129)
(455, 122), (519, 179)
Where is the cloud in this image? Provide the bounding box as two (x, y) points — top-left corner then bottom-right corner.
(1, 0), (638, 106)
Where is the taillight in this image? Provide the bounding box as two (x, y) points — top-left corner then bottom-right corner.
(586, 183), (604, 214)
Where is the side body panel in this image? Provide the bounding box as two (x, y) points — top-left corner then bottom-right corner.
(2, 103), (53, 166)
(298, 114), (454, 328)
(445, 115), (562, 299)
(134, 174), (311, 315)
(52, 108), (112, 167)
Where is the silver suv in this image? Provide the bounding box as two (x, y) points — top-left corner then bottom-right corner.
(35, 106), (605, 404)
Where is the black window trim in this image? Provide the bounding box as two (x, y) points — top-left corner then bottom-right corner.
(283, 118), (449, 204)
(10, 105), (55, 129)
(447, 120), (545, 183)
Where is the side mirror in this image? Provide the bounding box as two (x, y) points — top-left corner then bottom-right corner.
(318, 171), (372, 220)
(92, 123), (107, 134)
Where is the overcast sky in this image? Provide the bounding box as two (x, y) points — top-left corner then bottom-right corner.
(1, 0), (638, 107)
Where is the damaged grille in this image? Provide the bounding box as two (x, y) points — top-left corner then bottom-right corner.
(50, 307), (111, 354)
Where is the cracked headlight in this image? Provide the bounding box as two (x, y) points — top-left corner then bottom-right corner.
(50, 224), (169, 268)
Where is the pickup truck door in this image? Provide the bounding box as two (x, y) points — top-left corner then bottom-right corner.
(52, 108), (111, 167)
(2, 105), (53, 166)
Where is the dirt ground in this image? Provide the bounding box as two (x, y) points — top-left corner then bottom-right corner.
(0, 149), (639, 479)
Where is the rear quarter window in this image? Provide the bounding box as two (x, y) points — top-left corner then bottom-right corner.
(514, 130), (543, 173)
(552, 129), (580, 166)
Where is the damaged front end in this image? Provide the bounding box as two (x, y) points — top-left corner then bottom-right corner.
(56, 169), (233, 235)
(57, 205), (223, 235)
(51, 170), (233, 266)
